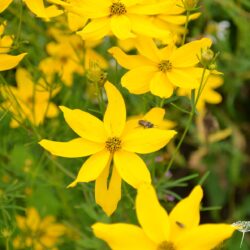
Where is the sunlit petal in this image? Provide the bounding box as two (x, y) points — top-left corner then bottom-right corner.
(92, 223), (156, 250)
(114, 150), (151, 188)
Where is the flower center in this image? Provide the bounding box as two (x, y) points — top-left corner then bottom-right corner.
(158, 60), (172, 73)
(105, 137), (122, 153)
(157, 241), (176, 250)
(110, 2), (127, 16)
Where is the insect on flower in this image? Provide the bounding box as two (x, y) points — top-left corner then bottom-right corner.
(138, 119), (154, 128)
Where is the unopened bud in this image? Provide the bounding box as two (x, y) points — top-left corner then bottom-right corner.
(184, 0), (199, 11)
(87, 62), (107, 87)
(1, 228), (12, 238)
(200, 48), (214, 67)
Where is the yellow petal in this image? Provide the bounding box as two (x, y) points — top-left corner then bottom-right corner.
(26, 208), (40, 232)
(130, 15), (170, 39)
(110, 15), (135, 40)
(114, 150), (151, 188)
(39, 138), (104, 158)
(171, 38), (212, 67)
(68, 150), (110, 187)
(95, 165), (122, 216)
(0, 0), (12, 13)
(0, 53), (27, 71)
(169, 185), (203, 238)
(60, 106), (106, 143)
(104, 81), (126, 137)
(167, 68), (200, 89)
(24, 0), (62, 19)
(136, 184), (170, 243)
(122, 128), (177, 154)
(175, 224), (235, 250)
(109, 46), (154, 70)
(77, 18), (110, 41)
(143, 107), (165, 125)
(67, 12), (88, 31)
(121, 66), (156, 94)
(135, 36), (160, 62)
(92, 223), (156, 250)
(150, 71), (174, 98)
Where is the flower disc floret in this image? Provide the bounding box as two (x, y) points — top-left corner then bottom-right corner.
(110, 2), (127, 16)
(105, 137), (122, 153)
(157, 241), (176, 250)
(158, 60), (172, 73)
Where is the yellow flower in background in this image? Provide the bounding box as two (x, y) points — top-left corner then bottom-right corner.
(39, 82), (176, 215)
(0, 0), (62, 20)
(14, 207), (66, 250)
(1, 68), (59, 127)
(39, 27), (107, 86)
(50, 0), (179, 41)
(178, 74), (224, 112)
(93, 184), (235, 250)
(0, 22), (26, 71)
(109, 37), (212, 98)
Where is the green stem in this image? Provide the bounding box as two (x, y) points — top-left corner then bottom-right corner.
(182, 10), (190, 45)
(163, 68), (207, 175)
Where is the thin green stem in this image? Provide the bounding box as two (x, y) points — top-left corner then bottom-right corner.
(162, 67), (207, 175)
(182, 10), (190, 45)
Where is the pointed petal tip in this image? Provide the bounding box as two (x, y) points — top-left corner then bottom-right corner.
(67, 181), (77, 188)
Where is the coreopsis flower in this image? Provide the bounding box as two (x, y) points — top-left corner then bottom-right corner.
(50, 0), (178, 40)
(39, 82), (176, 215)
(1, 68), (59, 127)
(0, 22), (26, 71)
(13, 207), (66, 250)
(109, 36), (212, 98)
(178, 74), (223, 111)
(93, 184), (235, 250)
(0, 0), (62, 20)
(39, 27), (107, 86)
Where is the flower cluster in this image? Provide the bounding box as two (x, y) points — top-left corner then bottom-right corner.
(0, 0), (238, 249)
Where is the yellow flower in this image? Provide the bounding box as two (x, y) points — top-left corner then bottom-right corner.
(0, 0), (62, 20)
(178, 74), (223, 112)
(109, 36), (212, 98)
(93, 184), (235, 250)
(1, 68), (59, 127)
(39, 27), (107, 86)
(0, 22), (26, 71)
(13, 207), (66, 250)
(50, 0), (177, 40)
(39, 82), (176, 215)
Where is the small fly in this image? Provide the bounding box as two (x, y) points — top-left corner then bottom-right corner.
(138, 120), (154, 128)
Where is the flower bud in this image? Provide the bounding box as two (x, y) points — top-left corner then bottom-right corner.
(200, 48), (215, 67)
(87, 62), (107, 87)
(184, 0), (199, 11)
